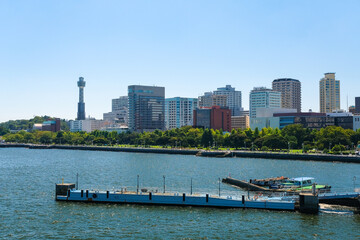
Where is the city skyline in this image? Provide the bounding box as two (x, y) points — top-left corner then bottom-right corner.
(1, 1), (360, 122)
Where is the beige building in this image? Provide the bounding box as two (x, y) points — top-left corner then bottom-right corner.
(231, 115), (249, 130)
(212, 95), (227, 107)
(319, 73), (340, 113)
(272, 78), (301, 112)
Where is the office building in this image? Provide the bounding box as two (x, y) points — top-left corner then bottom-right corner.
(70, 119), (105, 133)
(32, 118), (61, 132)
(77, 77), (86, 120)
(165, 97), (198, 130)
(249, 87), (281, 119)
(112, 96), (128, 112)
(103, 96), (128, 124)
(193, 108), (211, 129)
(213, 85), (242, 116)
(231, 115), (249, 130)
(250, 109), (356, 131)
(349, 106), (356, 114)
(238, 110), (249, 117)
(103, 109), (128, 124)
(128, 85), (165, 132)
(250, 108), (297, 130)
(193, 106), (231, 132)
(319, 73), (340, 113)
(356, 97), (360, 114)
(272, 78), (301, 112)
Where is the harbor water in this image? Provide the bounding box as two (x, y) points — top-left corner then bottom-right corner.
(0, 148), (360, 239)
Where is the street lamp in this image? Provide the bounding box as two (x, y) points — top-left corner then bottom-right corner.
(163, 175), (166, 193)
(353, 176), (356, 190)
(288, 142), (290, 153)
(329, 142), (332, 152)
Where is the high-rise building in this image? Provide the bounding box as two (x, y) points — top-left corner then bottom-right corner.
(128, 85), (165, 132)
(249, 87), (281, 118)
(165, 97), (198, 130)
(355, 97), (360, 114)
(103, 96), (128, 124)
(272, 78), (301, 112)
(198, 92), (213, 108)
(319, 73), (340, 113)
(198, 92), (228, 108)
(213, 85), (242, 116)
(77, 77), (86, 120)
(112, 96), (128, 112)
(211, 95), (227, 107)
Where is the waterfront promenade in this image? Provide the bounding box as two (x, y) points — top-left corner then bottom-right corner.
(1, 143), (360, 163)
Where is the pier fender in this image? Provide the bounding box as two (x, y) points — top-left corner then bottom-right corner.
(299, 193), (319, 214)
(92, 193), (98, 199)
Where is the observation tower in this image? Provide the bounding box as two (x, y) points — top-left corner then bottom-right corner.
(77, 77), (86, 120)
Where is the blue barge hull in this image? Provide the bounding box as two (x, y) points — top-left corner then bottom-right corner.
(56, 189), (295, 211)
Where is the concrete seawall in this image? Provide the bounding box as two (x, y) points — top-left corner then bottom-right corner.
(1, 143), (360, 163)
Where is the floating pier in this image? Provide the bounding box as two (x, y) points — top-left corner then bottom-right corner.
(55, 183), (295, 211)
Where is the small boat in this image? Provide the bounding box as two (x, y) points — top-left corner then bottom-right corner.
(223, 176), (331, 193)
(278, 177), (331, 191)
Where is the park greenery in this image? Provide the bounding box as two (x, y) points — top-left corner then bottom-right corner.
(1, 124), (360, 154)
(0, 116), (69, 131)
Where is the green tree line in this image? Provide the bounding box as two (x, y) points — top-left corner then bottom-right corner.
(0, 116), (69, 131)
(2, 124), (360, 154)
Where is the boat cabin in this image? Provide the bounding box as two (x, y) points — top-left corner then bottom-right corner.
(284, 177), (314, 187)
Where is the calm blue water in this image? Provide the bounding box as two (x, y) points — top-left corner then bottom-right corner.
(0, 148), (359, 239)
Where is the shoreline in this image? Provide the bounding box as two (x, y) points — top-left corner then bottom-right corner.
(1, 143), (360, 163)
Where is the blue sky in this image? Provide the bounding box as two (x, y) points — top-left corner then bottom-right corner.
(1, 0), (359, 122)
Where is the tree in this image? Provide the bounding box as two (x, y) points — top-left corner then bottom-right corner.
(253, 127), (260, 139)
(316, 126), (351, 149)
(281, 124), (306, 148)
(24, 132), (34, 143)
(0, 126), (10, 136)
(227, 132), (246, 149)
(262, 135), (287, 150)
(39, 131), (53, 144)
(93, 137), (109, 145)
(201, 129), (213, 147)
(244, 128), (253, 141)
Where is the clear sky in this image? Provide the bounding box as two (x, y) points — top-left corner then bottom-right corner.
(1, 0), (359, 122)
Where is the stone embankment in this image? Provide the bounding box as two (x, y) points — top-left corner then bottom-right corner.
(1, 143), (360, 163)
